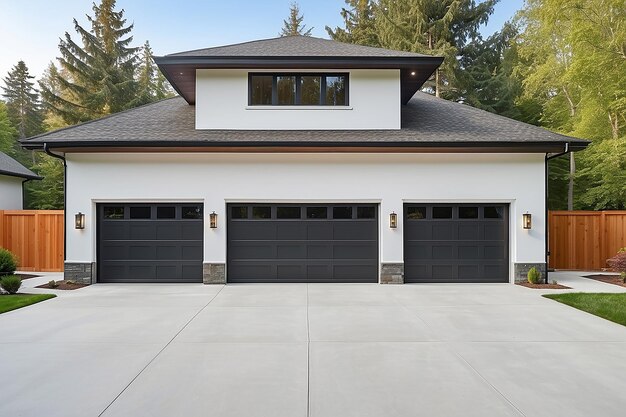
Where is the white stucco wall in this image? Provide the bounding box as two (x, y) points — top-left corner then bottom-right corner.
(195, 69), (401, 130)
(65, 153), (546, 282)
(0, 175), (23, 210)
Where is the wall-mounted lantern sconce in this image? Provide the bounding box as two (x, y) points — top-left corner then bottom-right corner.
(522, 212), (532, 230)
(389, 212), (398, 229)
(209, 211), (218, 229)
(75, 212), (85, 230)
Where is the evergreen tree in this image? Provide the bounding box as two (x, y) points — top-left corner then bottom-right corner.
(326, 0), (379, 46)
(41, 0), (139, 124)
(0, 102), (17, 156)
(452, 23), (541, 122)
(25, 156), (65, 209)
(280, 2), (313, 37)
(375, 0), (498, 97)
(134, 41), (175, 105)
(38, 63), (71, 131)
(1, 61), (44, 139)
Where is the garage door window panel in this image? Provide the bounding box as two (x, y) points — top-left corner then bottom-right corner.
(103, 206), (125, 219)
(252, 206), (272, 219)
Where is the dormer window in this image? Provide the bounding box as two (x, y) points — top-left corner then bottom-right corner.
(249, 73), (348, 106)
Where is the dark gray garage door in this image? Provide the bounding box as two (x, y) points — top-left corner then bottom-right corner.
(97, 203), (203, 283)
(227, 204), (378, 283)
(404, 204), (509, 283)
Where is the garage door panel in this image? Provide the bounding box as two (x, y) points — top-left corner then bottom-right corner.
(307, 223), (333, 240)
(307, 244), (332, 259)
(404, 204), (508, 283)
(458, 224), (480, 240)
(276, 244), (306, 259)
(227, 204), (378, 283)
(98, 204), (203, 283)
(276, 223), (307, 239)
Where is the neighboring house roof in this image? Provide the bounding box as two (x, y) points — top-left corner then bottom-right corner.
(21, 92), (588, 153)
(154, 36), (444, 104)
(0, 151), (41, 180)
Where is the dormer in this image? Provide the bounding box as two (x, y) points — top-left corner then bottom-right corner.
(155, 36), (443, 130)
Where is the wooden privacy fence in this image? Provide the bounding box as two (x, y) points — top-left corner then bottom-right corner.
(549, 210), (626, 270)
(0, 210), (64, 272)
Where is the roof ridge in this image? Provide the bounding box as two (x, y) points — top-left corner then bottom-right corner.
(21, 96), (182, 143)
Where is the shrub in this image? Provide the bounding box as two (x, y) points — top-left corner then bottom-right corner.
(0, 275), (22, 294)
(0, 248), (18, 276)
(607, 252), (626, 283)
(48, 280), (59, 288)
(552, 280), (558, 285)
(527, 267), (542, 284)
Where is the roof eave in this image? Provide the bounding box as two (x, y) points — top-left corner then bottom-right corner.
(0, 169), (43, 180)
(22, 140), (589, 154)
(154, 55), (444, 105)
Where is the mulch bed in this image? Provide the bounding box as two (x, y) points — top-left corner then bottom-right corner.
(16, 274), (40, 280)
(517, 282), (571, 290)
(35, 281), (88, 291)
(583, 274), (626, 288)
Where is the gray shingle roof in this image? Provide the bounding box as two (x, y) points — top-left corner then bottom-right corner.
(167, 36), (429, 58)
(0, 151), (41, 179)
(21, 92), (588, 150)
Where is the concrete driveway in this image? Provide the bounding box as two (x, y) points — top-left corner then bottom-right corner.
(2, 273), (626, 417)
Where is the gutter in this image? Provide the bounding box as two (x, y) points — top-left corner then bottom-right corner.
(544, 143), (571, 284)
(44, 143), (67, 263)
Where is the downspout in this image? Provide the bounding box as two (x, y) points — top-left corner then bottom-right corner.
(21, 178), (32, 209)
(545, 143), (571, 284)
(43, 143), (67, 263)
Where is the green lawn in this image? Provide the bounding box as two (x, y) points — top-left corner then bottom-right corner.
(0, 294), (57, 314)
(543, 293), (626, 327)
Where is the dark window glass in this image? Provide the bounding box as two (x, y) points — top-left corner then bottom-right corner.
(459, 207), (479, 219)
(231, 206), (248, 219)
(432, 207), (453, 219)
(182, 205), (203, 219)
(357, 206), (376, 219)
(157, 206), (176, 219)
(252, 206), (271, 219)
(407, 207), (426, 220)
(277, 207), (301, 219)
(103, 206), (124, 219)
(250, 75), (273, 105)
(333, 206), (352, 219)
(276, 76), (296, 105)
(325, 76), (346, 105)
(130, 206), (151, 219)
(300, 76), (321, 105)
(307, 207), (327, 219)
(484, 206), (504, 219)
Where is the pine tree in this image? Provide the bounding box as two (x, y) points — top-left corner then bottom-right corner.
(1, 61), (44, 139)
(38, 63), (70, 131)
(135, 41), (175, 105)
(280, 2), (313, 37)
(0, 102), (17, 156)
(41, 0), (139, 124)
(326, 0), (379, 46)
(375, 0), (498, 97)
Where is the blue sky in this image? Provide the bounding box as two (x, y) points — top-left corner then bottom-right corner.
(0, 0), (524, 80)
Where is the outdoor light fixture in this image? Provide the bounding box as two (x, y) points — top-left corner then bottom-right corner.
(389, 212), (398, 229)
(209, 211), (218, 229)
(410, 71), (416, 76)
(522, 212), (532, 230)
(75, 212), (85, 230)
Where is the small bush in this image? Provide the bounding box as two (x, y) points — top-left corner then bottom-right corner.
(0, 275), (22, 294)
(607, 251), (626, 283)
(552, 279), (558, 285)
(48, 280), (59, 288)
(0, 248), (18, 276)
(527, 267), (542, 284)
